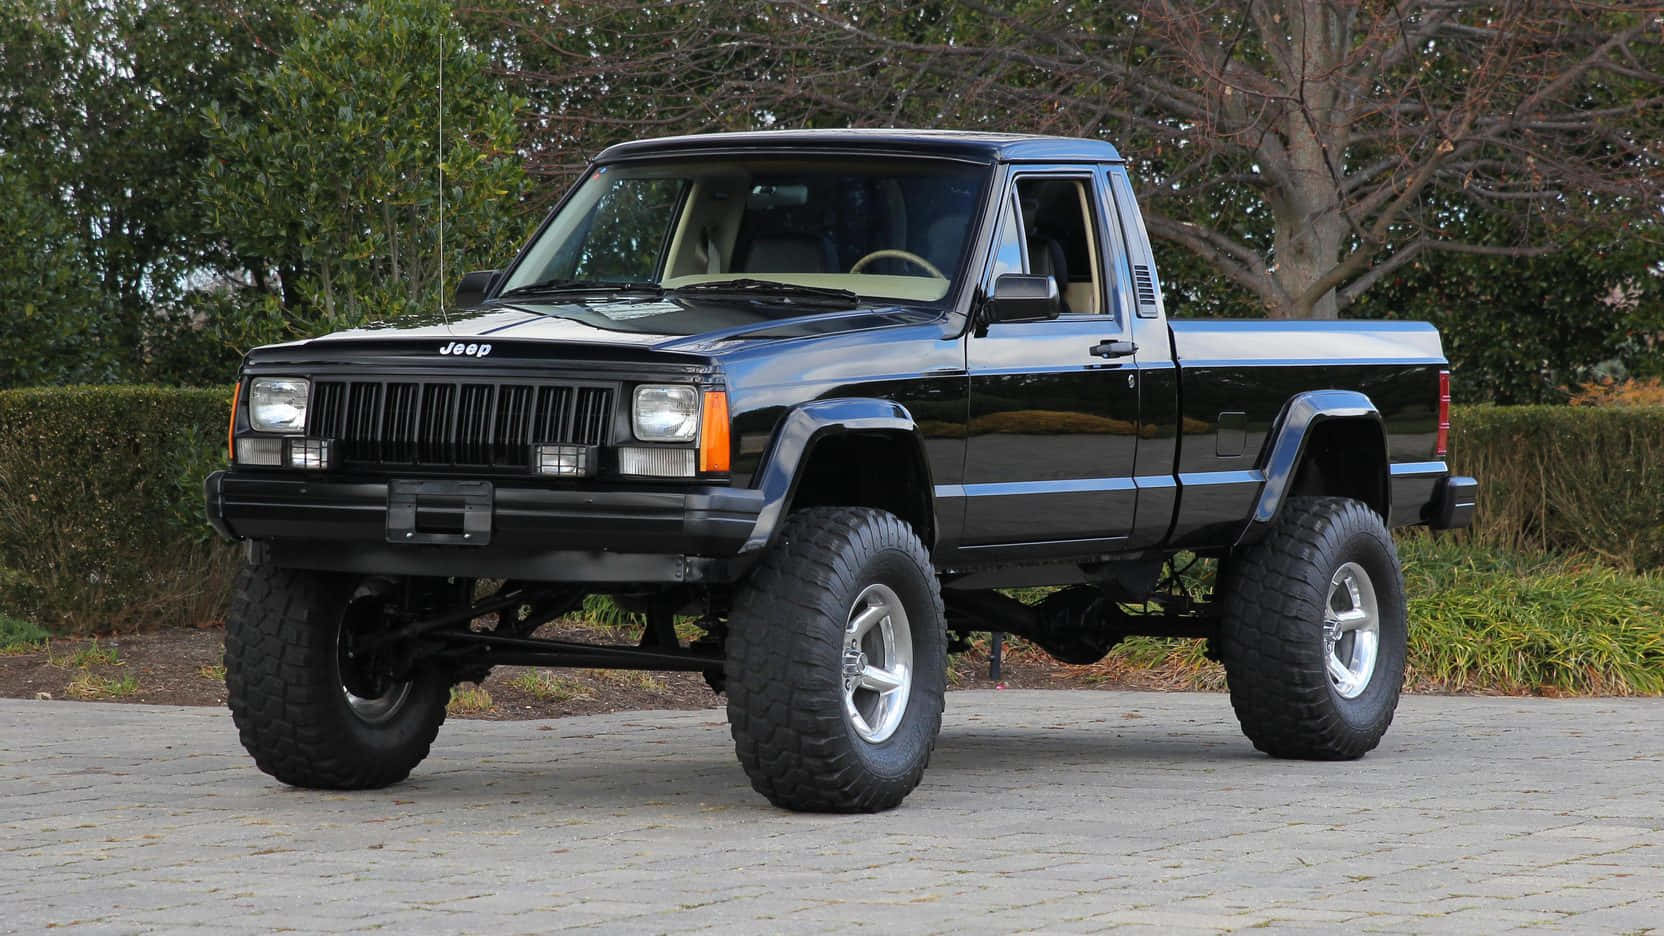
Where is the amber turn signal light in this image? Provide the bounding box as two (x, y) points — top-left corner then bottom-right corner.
(698, 390), (730, 473)
(227, 380), (241, 461)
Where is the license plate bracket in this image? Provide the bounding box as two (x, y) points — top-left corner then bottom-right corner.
(387, 479), (493, 546)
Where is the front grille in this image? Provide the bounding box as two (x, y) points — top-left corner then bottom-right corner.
(309, 379), (612, 469)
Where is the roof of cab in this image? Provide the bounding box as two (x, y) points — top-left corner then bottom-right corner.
(594, 129), (1124, 164)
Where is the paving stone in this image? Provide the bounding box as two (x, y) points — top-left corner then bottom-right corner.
(1, 691), (1661, 934)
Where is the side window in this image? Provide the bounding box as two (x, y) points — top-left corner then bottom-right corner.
(1094, 170), (1136, 322)
(988, 194), (1027, 281)
(1012, 178), (1104, 315)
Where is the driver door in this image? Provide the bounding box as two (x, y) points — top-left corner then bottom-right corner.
(959, 169), (1141, 555)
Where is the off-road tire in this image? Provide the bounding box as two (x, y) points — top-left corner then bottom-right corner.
(1218, 496), (1406, 760)
(726, 507), (947, 812)
(225, 565), (449, 789)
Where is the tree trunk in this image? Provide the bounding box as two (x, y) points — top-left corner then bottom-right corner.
(319, 259), (336, 321)
(1267, 186), (1348, 319)
(384, 200), (400, 283)
(1258, 0), (1352, 319)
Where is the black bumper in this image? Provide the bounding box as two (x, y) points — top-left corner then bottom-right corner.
(205, 471), (766, 584)
(1429, 475), (1478, 530)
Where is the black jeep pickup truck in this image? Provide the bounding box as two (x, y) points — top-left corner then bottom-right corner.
(207, 130), (1477, 812)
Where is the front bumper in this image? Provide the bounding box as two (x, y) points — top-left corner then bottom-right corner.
(205, 471), (765, 584)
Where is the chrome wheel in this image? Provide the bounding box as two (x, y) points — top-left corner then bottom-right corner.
(336, 589), (413, 726)
(342, 678), (412, 725)
(1324, 561), (1380, 700)
(842, 583), (914, 743)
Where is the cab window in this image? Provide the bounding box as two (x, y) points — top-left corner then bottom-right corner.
(988, 194), (1026, 281)
(1016, 178), (1103, 315)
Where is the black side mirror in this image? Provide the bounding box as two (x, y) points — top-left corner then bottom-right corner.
(453, 270), (500, 308)
(987, 274), (1061, 323)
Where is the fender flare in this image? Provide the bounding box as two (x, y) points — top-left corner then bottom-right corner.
(740, 398), (936, 553)
(1238, 389), (1389, 546)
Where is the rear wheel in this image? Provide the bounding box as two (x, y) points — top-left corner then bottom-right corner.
(1218, 496), (1407, 760)
(225, 566), (450, 789)
(726, 507), (947, 812)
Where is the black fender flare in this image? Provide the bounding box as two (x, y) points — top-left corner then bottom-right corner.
(740, 398), (936, 553)
(1237, 389), (1389, 546)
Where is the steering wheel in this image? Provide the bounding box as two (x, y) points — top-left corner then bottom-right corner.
(849, 249), (947, 280)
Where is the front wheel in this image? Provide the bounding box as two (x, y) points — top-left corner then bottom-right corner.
(726, 507), (947, 812)
(224, 566), (450, 789)
(1218, 496), (1407, 760)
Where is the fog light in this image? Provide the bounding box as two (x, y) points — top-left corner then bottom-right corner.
(235, 437), (283, 466)
(286, 438), (334, 470)
(617, 447), (695, 478)
(535, 443), (595, 477)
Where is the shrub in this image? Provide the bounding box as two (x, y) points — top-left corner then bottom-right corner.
(0, 386), (238, 634)
(1449, 404), (1664, 569)
(0, 387), (1657, 642)
(1079, 537), (1664, 696)
(0, 612), (50, 652)
(1400, 535), (1664, 695)
(1568, 377), (1664, 408)
(448, 685), (494, 715)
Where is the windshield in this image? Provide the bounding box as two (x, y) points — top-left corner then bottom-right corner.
(499, 157), (989, 304)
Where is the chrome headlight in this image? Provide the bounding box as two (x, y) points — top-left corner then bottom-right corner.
(631, 385), (699, 442)
(248, 377), (310, 433)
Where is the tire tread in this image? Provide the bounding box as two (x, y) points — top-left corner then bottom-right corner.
(224, 565), (446, 789)
(1219, 496), (1405, 760)
(726, 507), (946, 812)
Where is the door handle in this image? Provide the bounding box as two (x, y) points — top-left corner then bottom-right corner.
(1090, 339), (1138, 359)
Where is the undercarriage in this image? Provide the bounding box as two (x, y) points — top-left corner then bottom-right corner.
(341, 552), (1228, 700)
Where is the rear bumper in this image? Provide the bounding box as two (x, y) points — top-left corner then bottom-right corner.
(1388, 462), (1478, 531)
(205, 471), (765, 583)
(1429, 475), (1478, 530)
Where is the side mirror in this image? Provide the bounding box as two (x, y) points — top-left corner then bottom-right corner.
(987, 274), (1061, 323)
(453, 270), (500, 308)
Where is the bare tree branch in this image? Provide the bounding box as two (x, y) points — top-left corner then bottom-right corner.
(472, 0), (1664, 317)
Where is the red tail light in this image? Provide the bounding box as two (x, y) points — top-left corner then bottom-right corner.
(1435, 369), (1451, 457)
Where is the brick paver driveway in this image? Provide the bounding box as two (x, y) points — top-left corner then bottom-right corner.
(3, 690), (1661, 934)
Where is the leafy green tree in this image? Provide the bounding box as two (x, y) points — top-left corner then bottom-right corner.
(0, 154), (123, 386)
(0, 0), (308, 387)
(1351, 217), (1664, 404)
(201, 0), (530, 335)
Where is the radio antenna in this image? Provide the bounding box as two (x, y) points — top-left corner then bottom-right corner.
(437, 26), (446, 322)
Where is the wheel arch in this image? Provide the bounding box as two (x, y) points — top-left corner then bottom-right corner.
(740, 398), (937, 553)
(1238, 390), (1389, 546)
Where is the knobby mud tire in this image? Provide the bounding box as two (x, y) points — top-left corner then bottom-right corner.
(726, 507), (947, 812)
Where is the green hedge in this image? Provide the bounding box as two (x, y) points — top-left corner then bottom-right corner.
(0, 386), (236, 634)
(1450, 404), (1664, 569)
(1103, 536), (1664, 695)
(0, 389), (1658, 635)
(1400, 535), (1664, 694)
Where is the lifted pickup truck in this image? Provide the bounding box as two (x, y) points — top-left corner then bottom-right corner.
(208, 130), (1477, 812)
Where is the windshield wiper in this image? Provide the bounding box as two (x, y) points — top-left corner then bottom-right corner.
(497, 278), (664, 299)
(671, 278), (859, 308)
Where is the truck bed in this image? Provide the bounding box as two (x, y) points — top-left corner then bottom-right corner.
(1165, 319), (1447, 547)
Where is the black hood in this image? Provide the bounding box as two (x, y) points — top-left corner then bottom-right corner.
(271, 295), (943, 357)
